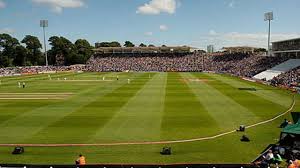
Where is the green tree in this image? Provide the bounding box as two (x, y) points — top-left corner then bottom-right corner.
(73, 39), (93, 64)
(254, 48), (267, 53)
(13, 45), (27, 66)
(110, 41), (121, 47)
(139, 43), (147, 47)
(124, 41), (135, 47)
(0, 33), (20, 67)
(21, 35), (42, 65)
(96, 42), (110, 47)
(96, 41), (121, 47)
(37, 53), (46, 66)
(148, 44), (155, 47)
(48, 36), (74, 66)
(0, 53), (9, 67)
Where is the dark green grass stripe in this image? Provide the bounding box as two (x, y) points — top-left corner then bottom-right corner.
(161, 72), (219, 140)
(0, 101), (55, 125)
(27, 73), (153, 143)
(199, 73), (288, 119)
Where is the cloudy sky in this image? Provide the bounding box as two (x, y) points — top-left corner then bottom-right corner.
(0, 0), (299, 50)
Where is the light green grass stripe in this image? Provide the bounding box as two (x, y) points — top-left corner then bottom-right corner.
(182, 73), (259, 130)
(0, 72), (134, 143)
(91, 73), (166, 142)
(209, 73), (292, 108)
(161, 73), (218, 140)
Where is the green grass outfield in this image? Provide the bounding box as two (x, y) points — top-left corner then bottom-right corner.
(0, 72), (298, 164)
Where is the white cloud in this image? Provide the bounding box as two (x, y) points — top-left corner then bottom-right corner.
(145, 32), (153, 36)
(221, 32), (300, 47)
(0, 0), (6, 8)
(194, 32), (300, 50)
(136, 0), (178, 15)
(209, 30), (217, 36)
(228, 0), (235, 8)
(0, 28), (15, 34)
(32, 0), (85, 13)
(159, 24), (168, 31)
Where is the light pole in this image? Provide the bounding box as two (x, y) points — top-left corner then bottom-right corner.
(264, 12), (273, 56)
(40, 20), (49, 66)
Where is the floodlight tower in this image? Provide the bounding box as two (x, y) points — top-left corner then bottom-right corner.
(40, 20), (49, 66)
(264, 12), (273, 56)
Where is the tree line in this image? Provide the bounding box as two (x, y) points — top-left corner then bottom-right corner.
(0, 33), (167, 67)
(0, 33), (93, 67)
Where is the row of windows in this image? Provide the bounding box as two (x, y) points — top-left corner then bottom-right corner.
(273, 39), (300, 51)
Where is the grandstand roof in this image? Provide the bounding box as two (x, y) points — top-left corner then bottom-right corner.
(93, 46), (191, 54)
(272, 37), (300, 44)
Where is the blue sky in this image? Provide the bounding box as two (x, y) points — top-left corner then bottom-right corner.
(0, 0), (299, 50)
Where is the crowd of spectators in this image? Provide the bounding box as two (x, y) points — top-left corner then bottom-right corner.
(0, 65), (86, 76)
(86, 52), (291, 78)
(271, 66), (300, 87)
(0, 67), (19, 76)
(204, 53), (290, 77)
(86, 53), (204, 72)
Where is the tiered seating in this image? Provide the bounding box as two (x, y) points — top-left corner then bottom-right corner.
(253, 59), (300, 81)
(271, 66), (300, 86)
